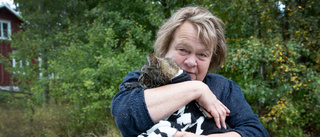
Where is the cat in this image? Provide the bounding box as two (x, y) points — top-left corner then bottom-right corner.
(123, 54), (231, 137)
(123, 54), (182, 89)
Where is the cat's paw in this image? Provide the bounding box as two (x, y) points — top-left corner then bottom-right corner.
(123, 82), (141, 90)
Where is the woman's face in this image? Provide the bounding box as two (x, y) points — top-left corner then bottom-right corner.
(165, 21), (213, 81)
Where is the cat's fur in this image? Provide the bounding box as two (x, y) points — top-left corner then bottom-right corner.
(124, 54), (181, 89)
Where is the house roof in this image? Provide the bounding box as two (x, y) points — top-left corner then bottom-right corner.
(0, 5), (21, 19)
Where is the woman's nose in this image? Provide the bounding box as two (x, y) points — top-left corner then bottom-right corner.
(184, 55), (197, 68)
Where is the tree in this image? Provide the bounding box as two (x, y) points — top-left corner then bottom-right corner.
(209, 0), (320, 136)
(9, 0), (159, 135)
(4, 0), (319, 136)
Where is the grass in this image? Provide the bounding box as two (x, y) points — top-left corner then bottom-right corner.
(0, 94), (121, 137)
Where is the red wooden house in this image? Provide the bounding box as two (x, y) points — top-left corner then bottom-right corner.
(0, 5), (23, 91)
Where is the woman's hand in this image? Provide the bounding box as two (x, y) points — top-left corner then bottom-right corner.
(145, 80), (229, 127)
(195, 81), (230, 129)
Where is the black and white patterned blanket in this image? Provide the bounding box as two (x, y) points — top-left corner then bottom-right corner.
(138, 101), (231, 137)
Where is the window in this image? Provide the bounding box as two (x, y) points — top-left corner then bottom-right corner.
(0, 20), (11, 40)
(12, 50), (29, 75)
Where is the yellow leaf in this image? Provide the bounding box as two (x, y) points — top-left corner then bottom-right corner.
(291, 76), (297, 81)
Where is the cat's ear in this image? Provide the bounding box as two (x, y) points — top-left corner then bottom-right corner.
(147, 54), (159, 66)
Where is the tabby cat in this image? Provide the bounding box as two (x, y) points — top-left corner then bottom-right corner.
(123, 54), (182, 89)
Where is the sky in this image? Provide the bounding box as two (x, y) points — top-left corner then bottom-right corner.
(0, 0), (15, 9)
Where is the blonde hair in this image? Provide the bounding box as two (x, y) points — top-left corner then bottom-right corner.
(154, 6), (226, 71)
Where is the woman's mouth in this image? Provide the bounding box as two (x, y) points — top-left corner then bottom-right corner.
(186, 71), (195, 75)
(186, 71), (196, 76)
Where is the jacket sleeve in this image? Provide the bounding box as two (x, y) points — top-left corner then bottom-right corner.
(224, 80), (269, 137)
(111, 70), (155, 137)
(205, 74), (269, 137)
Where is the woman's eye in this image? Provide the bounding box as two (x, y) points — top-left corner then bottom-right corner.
(178, 49), (189, 54)
(199, 54), (207, 58)
(179, 49), (187, 52)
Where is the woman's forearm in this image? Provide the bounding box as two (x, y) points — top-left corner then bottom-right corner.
(145, 80), (230, 129)
(207, 132), (241, 137)
(173, 131), (241, 137)
(144, 81), (204, 122)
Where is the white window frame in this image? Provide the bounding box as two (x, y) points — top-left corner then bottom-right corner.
(12, 50), (29, 75)
(0, 19), (11, 40)
(38, 56), (42, 77)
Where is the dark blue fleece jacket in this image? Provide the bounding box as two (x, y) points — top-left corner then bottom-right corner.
(111, 70), (269, 137)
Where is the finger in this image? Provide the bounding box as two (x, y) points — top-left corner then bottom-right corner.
(223, 105), (230, 115)
(218, 103), (230, 117)
(218, 105), (227, 129)
(212, 111), (221, 129)
(219, 101), (230, 114)
(220, 114), (227, 129)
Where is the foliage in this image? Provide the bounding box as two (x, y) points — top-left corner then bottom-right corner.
(1, 0), (319, 136)
(7, 0), (155, 135)
(212, 0), (320, 136)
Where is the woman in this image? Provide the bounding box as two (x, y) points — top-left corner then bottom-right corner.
(111, 6), (269, 137)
